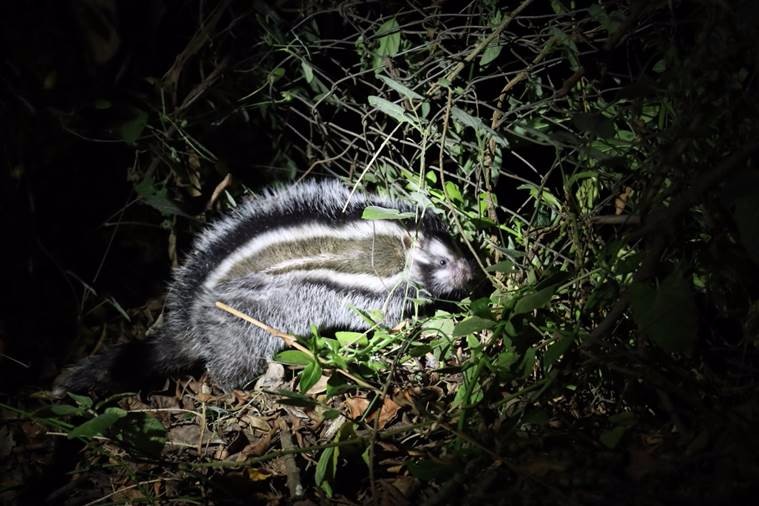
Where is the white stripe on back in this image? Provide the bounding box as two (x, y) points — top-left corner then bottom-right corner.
(203, 220), (416, 290)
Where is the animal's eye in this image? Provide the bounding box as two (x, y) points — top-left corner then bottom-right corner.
(438, 258), (448, 267)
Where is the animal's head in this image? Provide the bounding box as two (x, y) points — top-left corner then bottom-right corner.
(407, 233), (473, 297)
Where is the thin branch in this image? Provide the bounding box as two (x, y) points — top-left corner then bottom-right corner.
(215, 301), (382, 393)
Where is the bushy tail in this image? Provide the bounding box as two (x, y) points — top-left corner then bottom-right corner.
(52, 336), (200, 398)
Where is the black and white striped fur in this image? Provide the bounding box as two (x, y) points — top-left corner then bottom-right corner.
(53, 179), (472, 394)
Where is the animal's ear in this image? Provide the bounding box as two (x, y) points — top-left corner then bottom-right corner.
(401, 233), (414, 249)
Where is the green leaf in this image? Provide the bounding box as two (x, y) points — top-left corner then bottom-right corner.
(326, 351), (348, 370)
(573, 112), (615, 139)
(444, 181), (464, 203)
(269, 67), (285, 82)
(49, 404), (86, 416)
(275, 350), (313, 366)
(273, 389), (318, 407)
(452, 316), (496, 337)
(494, 348), (518, 375)
(600, 426), (627, 449)
(299, 361), (322, 393)
(609, 412), (636, 425)
(67, 392), (93, 409)
(335, 331), (367, 347)
(517, 183), (561, 210)
(68, 407), (127, 439)
(106, 296), (131, 322)
(543, 332), (576, 370)
(315, 446), (332, 484)
(322, 409), (341, 420)
(486, 260), (513, 273)
(112, 413), (166, 457)
(551, 0), (567, 14)
(407, 460), (456, 481)
(615, 254), (641, 275)
(316, 445), (339, 494)
(117, 108), (148, 145)
(135, 176), (187, 217)
(377, 75), (423, 100)
(422, 316), (455, 337)
(585, 281), (620, 312)
(451, 107), (487, 130)
(325, 376), (354, 397)
(367, 96), (417, 127)
(523, 408), (550, 425)
(408, 344), (433, 357)
(513, 284), (558, 315)
(479, 43), (502, 67)
(470, 297), (492, 319)
(630, 273), (697, 353)
(452, 359), (484, 408)
(375, 18), (401, 57)
(361, 205), (416, 220)
(301, 61), (314, 84)
(520, 347), (537, 378)
(420, 101), (430, 118)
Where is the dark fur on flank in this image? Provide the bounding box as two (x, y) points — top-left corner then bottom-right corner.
(53, 180), (472, 396)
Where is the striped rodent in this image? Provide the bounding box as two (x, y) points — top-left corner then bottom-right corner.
(53, 179), (473, 394)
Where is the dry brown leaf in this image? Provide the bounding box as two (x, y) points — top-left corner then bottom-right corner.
(232, 389), (251, 404)
(388, 476), (416, 496)
(305, 374), (329, 396)
(247, 468), (272, 481)
(375, 478), (411, 506)
(207, 172), (232, 207)
(116, 486), (148, 503)
(376, 441), (400, 452)
(167, 424), (213, 447)
(345, 396), (370, 418)
(642, 433), (664, 447)
(196, 381), (214, 402)
(321, 415), (347, 441)
(268, 456), (289, 476)
(376, 397), (401, 428)
(239, 432), (273, 458)
(182, 376), (205, 395)
(242, 414), (272, 434)
(187, 152), (203, 197)
(390, 320), (408, 332)
(254, 362), (286, 391)
(519, 456), (567, 477)
(615, 186), (633, 215)
(396, 386), (443, 409)
(20, 421), (44, 440)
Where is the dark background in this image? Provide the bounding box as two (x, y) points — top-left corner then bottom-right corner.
(1, 1), (230, 392)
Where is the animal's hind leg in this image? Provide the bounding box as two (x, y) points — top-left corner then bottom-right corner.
(204, 345), (274, 390)
(194, 278), (287, 390)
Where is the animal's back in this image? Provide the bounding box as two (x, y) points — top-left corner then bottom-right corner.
(54, 179), (472, 394)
